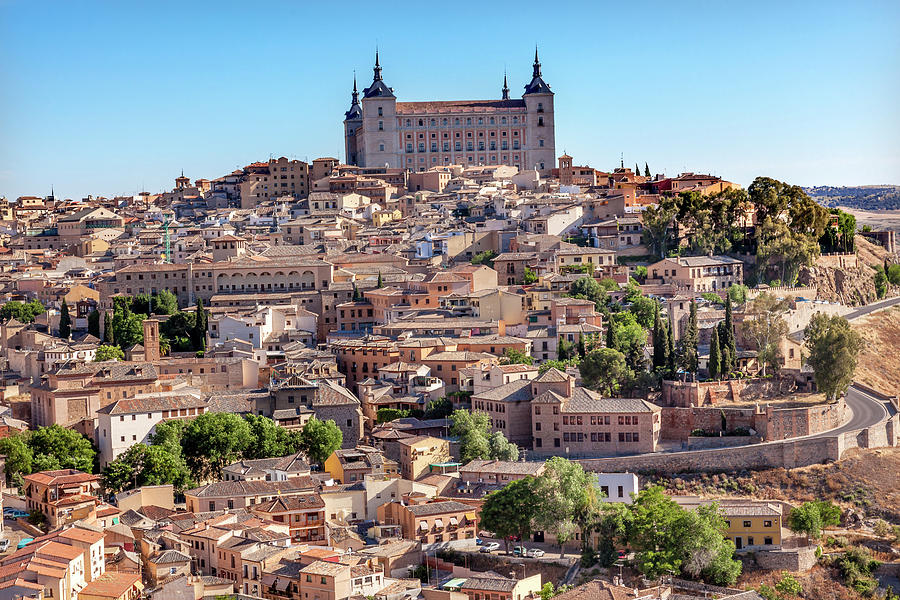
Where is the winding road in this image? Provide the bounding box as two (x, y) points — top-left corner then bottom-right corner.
(805, 384), (893, 440)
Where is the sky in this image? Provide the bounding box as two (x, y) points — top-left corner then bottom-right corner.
(1, 0), (899, 201)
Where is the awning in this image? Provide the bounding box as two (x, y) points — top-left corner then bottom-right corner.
(419, 521), (429, 531)
(465, 513), (476, 521)
(449, 517), (459, 526)
(434, 519), (443, 528)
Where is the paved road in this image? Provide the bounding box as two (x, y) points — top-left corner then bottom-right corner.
(805, 385), (890, 439)
(844, 295), (900, 321)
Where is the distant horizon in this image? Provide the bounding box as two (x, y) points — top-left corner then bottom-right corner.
(2, 0), (898, 200)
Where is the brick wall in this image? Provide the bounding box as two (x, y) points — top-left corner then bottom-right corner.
(660, 377), (795, 408)
(763, 400), (847, 441)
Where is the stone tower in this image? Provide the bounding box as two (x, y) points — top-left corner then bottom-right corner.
(523, 47), (556, 174)
(343, 74), (363, 166)
(360, 50), (400, 169)
(143, 319), (160, 362)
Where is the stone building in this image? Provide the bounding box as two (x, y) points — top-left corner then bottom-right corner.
(344, 50), (556, 174)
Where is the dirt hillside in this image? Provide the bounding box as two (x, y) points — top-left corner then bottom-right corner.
(852, 305), (900, 394)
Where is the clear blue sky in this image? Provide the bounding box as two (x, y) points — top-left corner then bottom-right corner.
(2, 0), (899, 201)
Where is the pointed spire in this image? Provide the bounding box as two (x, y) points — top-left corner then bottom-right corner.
(501, 71), (509, 101)
(373, 48), (382, 81)
(351, 72), (359, 105)
(533, 45), (541, 78)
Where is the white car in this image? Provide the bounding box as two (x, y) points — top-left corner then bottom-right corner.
(480, 542), (501, 553)
(526, 548), (545, 558)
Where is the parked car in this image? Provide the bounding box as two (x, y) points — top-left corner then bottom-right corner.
(512, 546), (527, 556)
(0, 539), (9, 552)
(480, 542), (500, 553)
(526, 548), (545, 558)
(475, 537), (483, 546)
(3, 509), (27, 519)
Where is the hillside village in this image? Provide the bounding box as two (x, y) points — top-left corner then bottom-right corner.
(0, 156), (898, 600)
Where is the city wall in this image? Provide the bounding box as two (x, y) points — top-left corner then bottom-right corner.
(660, 378), (795, 408)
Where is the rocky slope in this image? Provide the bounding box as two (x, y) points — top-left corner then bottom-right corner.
(797, 236), (896, 305)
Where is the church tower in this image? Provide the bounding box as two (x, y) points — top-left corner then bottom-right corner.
(343, 74), (363, 166)
(523, 47), (556, 174)
(360, 51), (400, 169)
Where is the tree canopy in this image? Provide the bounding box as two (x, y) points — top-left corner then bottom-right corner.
(804, 313), (862, 402)
(742, 293), (789, 376)
(580, 348), (630, 397)
(480, 477), (537, 553)
(297, 417), (343, 466)
(450, 410), (518, 463)
(0, 300), (46, 324)
(0, 425), (97, 486)
(787, 500), (841, 539)
(95, 344), (125, 362)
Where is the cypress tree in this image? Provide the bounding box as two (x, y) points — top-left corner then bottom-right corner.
(680, 300), (699, 376)
(652, 304), (666, 369)
(376, 271), (384, 288)
(605, 319), (619, 351)
(708, 326), (721, 380)
(577, 333), (586, 358)
(193, 299), (207, 351)
(87, 308), (101, 338)
(635, 163), (641, 176)
(644, 162), (650, 177)
(722, 296), (737, 373)
(103, 311), (115, 344)
(666, 319), (676, 373)
(58, 299), (71, 339)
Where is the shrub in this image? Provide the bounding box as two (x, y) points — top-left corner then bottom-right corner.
(872, 518), (892, 538)
(775, 572), (802, 596)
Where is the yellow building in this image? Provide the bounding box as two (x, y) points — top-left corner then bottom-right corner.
(323, 446), (399, 484)
(395, 435), (452, 480)
(372, 209), (402, 227)
(720, 502), (783, 551)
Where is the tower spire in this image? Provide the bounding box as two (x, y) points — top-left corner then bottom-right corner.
(373, 48), (382, 81)
(501, 71), (509, 100)
(351, 72), (359, 104)
(533, 45), (541, 78)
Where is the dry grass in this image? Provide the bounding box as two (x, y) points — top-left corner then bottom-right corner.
(852, 306), (900, 394)
(653, 447), (900, 523)
(738, 564), (868, 600)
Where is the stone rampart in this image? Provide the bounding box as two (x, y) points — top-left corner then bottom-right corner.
(755, 547), (818, 572)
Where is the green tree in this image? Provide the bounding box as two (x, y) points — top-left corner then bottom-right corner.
(112, 308), (146, 349)
(534, 457), (595, 555)
(451, 409), (491, 462)
(182, 412), (252, 481)
(804, 313), (862, 402)
(775, 573), (802, 596)
(611, 312), (647, 374)
(488, 431), (519, 461)
(787, 500), (841, 540)
(95, 344), (125, 362)
(28, 425), (96, 473)
(678, 301), (699, 377)
(160, 311), (197, 352)
(539, 359), (579, 375)
(652, 307), (668, 370)
(149, 420), (188, 456)
(523, 267), (538, 285)
(297, 417), (343, 466)
(719, 295), (737, 375)
(87, 308), (101, 338)
(569, 276), (604, 304)
(644, 162), (650, 177)
(0, 300), (46, 323)
(0, 434), (33, 486)
(708, 327), (722, 380)
(888, 263), (900, 286)
(629, 296), (657, 330)
(875, 267), (888, 299)
(424, 397), (453, 419)
(103, 443), (194, 494)
(376, 272), (384, 288)
(580, 348), (630, 396)
(641, 203), (676, 260)
(58, 299), (71, 339)
(666, 316), (676, 373)
(243, 414), (301, 460)
(192, 299), (208, 351)
(153, 290), (179, 315)
(471, 250), (497, 268)
(741, 293), (788, 376)
(596, 501), (631, 567)
(605, 320), (619, 351)
(480, 477), (537, 554)
(557, 337), (576, 361)
(726, 284), (748, 304)
(103, 311), (115, 344)
(501, 348), (533, 365)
